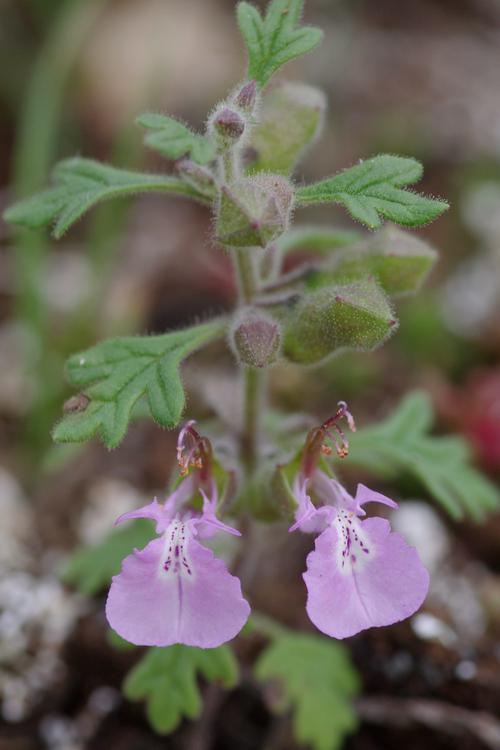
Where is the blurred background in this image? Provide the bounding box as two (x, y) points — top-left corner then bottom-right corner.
(1, 0), (500, 748)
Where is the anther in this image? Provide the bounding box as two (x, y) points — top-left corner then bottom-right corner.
(176, 421), (212, 478)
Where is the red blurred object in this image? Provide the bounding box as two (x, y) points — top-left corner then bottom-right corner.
(441, 369), (500, 473)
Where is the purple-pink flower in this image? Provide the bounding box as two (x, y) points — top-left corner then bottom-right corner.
(290, 470), (429, 639)
(106, 474), (250, 648)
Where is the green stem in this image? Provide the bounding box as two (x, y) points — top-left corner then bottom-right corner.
(221, 151), (236, 185)
(234, 248), (257, 304)
(241, 366), (266, 476)
(228, 218), (264, 472)
(233, 244), (266, 475)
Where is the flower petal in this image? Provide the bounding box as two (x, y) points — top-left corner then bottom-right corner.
(290, 476), (334, 533)
(114, 497), (163, 528)
(312, 472), (355, 511)
(106, 530), (249, 648)
(175, 538), (250, 647)
(303, 517), (429, 639)
(194, 489), (241, 539)
(353, 483), (398, 513)
(161, 474), (197, 527)
(114, 476), (196, 533)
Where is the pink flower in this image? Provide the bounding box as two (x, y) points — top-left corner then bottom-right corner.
(290, 471), (429, 639)
(106, 475), (250, 648)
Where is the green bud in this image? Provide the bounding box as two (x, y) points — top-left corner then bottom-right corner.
(247, 82), (326, 175)
(282, 279), (397, 364)
(307, 226), (437, 297)
(231, 309), (281, 368)
(216, 174), (294, 248)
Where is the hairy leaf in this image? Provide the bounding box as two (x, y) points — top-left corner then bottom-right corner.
(296, 155), (448, 229)
(136, 113), (216, 165)
(63, 520), (155, 595)
(53, 320), (226, 448)
(255, 630), (360, 750)
(3, 158), (210, 237)
(347, 392), (500, 520)
(237, 0), (323, 88)
(124, 645), (239, 734)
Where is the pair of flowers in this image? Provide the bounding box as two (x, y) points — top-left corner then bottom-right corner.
(106, 415), (429, 648)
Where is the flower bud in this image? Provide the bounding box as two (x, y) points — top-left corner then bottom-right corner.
(233, 80), (258, 113)
(210, 107), (246, 149)
(282, 279), (397, 364)
(175, 159), (216, 199)
(248, 82), (326, 175)
(216, 174), (294, 248)
(231, 310), (281, 368)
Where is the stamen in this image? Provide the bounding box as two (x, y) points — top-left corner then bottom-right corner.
(321, 401), (356, 459)
(176, 421), (212, 478)
(301, 401), (357, 478)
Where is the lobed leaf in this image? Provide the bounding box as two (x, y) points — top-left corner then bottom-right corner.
(296, 155), (449, 229)
(255, 629), (360, 750)
(53, 320), (226, 449)
(62, 520), (155, 595)
(3, 158), (210, 238)
(347, 392), (500, 520)
(124, 645), (239, 734)
(237, 0), (323, 89)
(136, 113), (217, 165)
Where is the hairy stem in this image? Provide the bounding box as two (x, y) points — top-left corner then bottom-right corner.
(241, 366), (266, 475)
(233, 240), (265, 474)
(234, 248), (257, 304)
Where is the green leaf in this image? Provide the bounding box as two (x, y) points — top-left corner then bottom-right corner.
(306, 226), (438, 297)
(3, 158), (210, 238)
(255, 630), (360, 750)
(53, 320), (226, 448)
(296, 155), (449, 229)
(136, 113), (217, 165)
(347, 392), (500, 520)
(282, 278), (397, 364)
(248, 82), (326, 175)
(124, 645), (239, 734)
(237, 0), (323, 89)
(62, 520), (155, 595)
